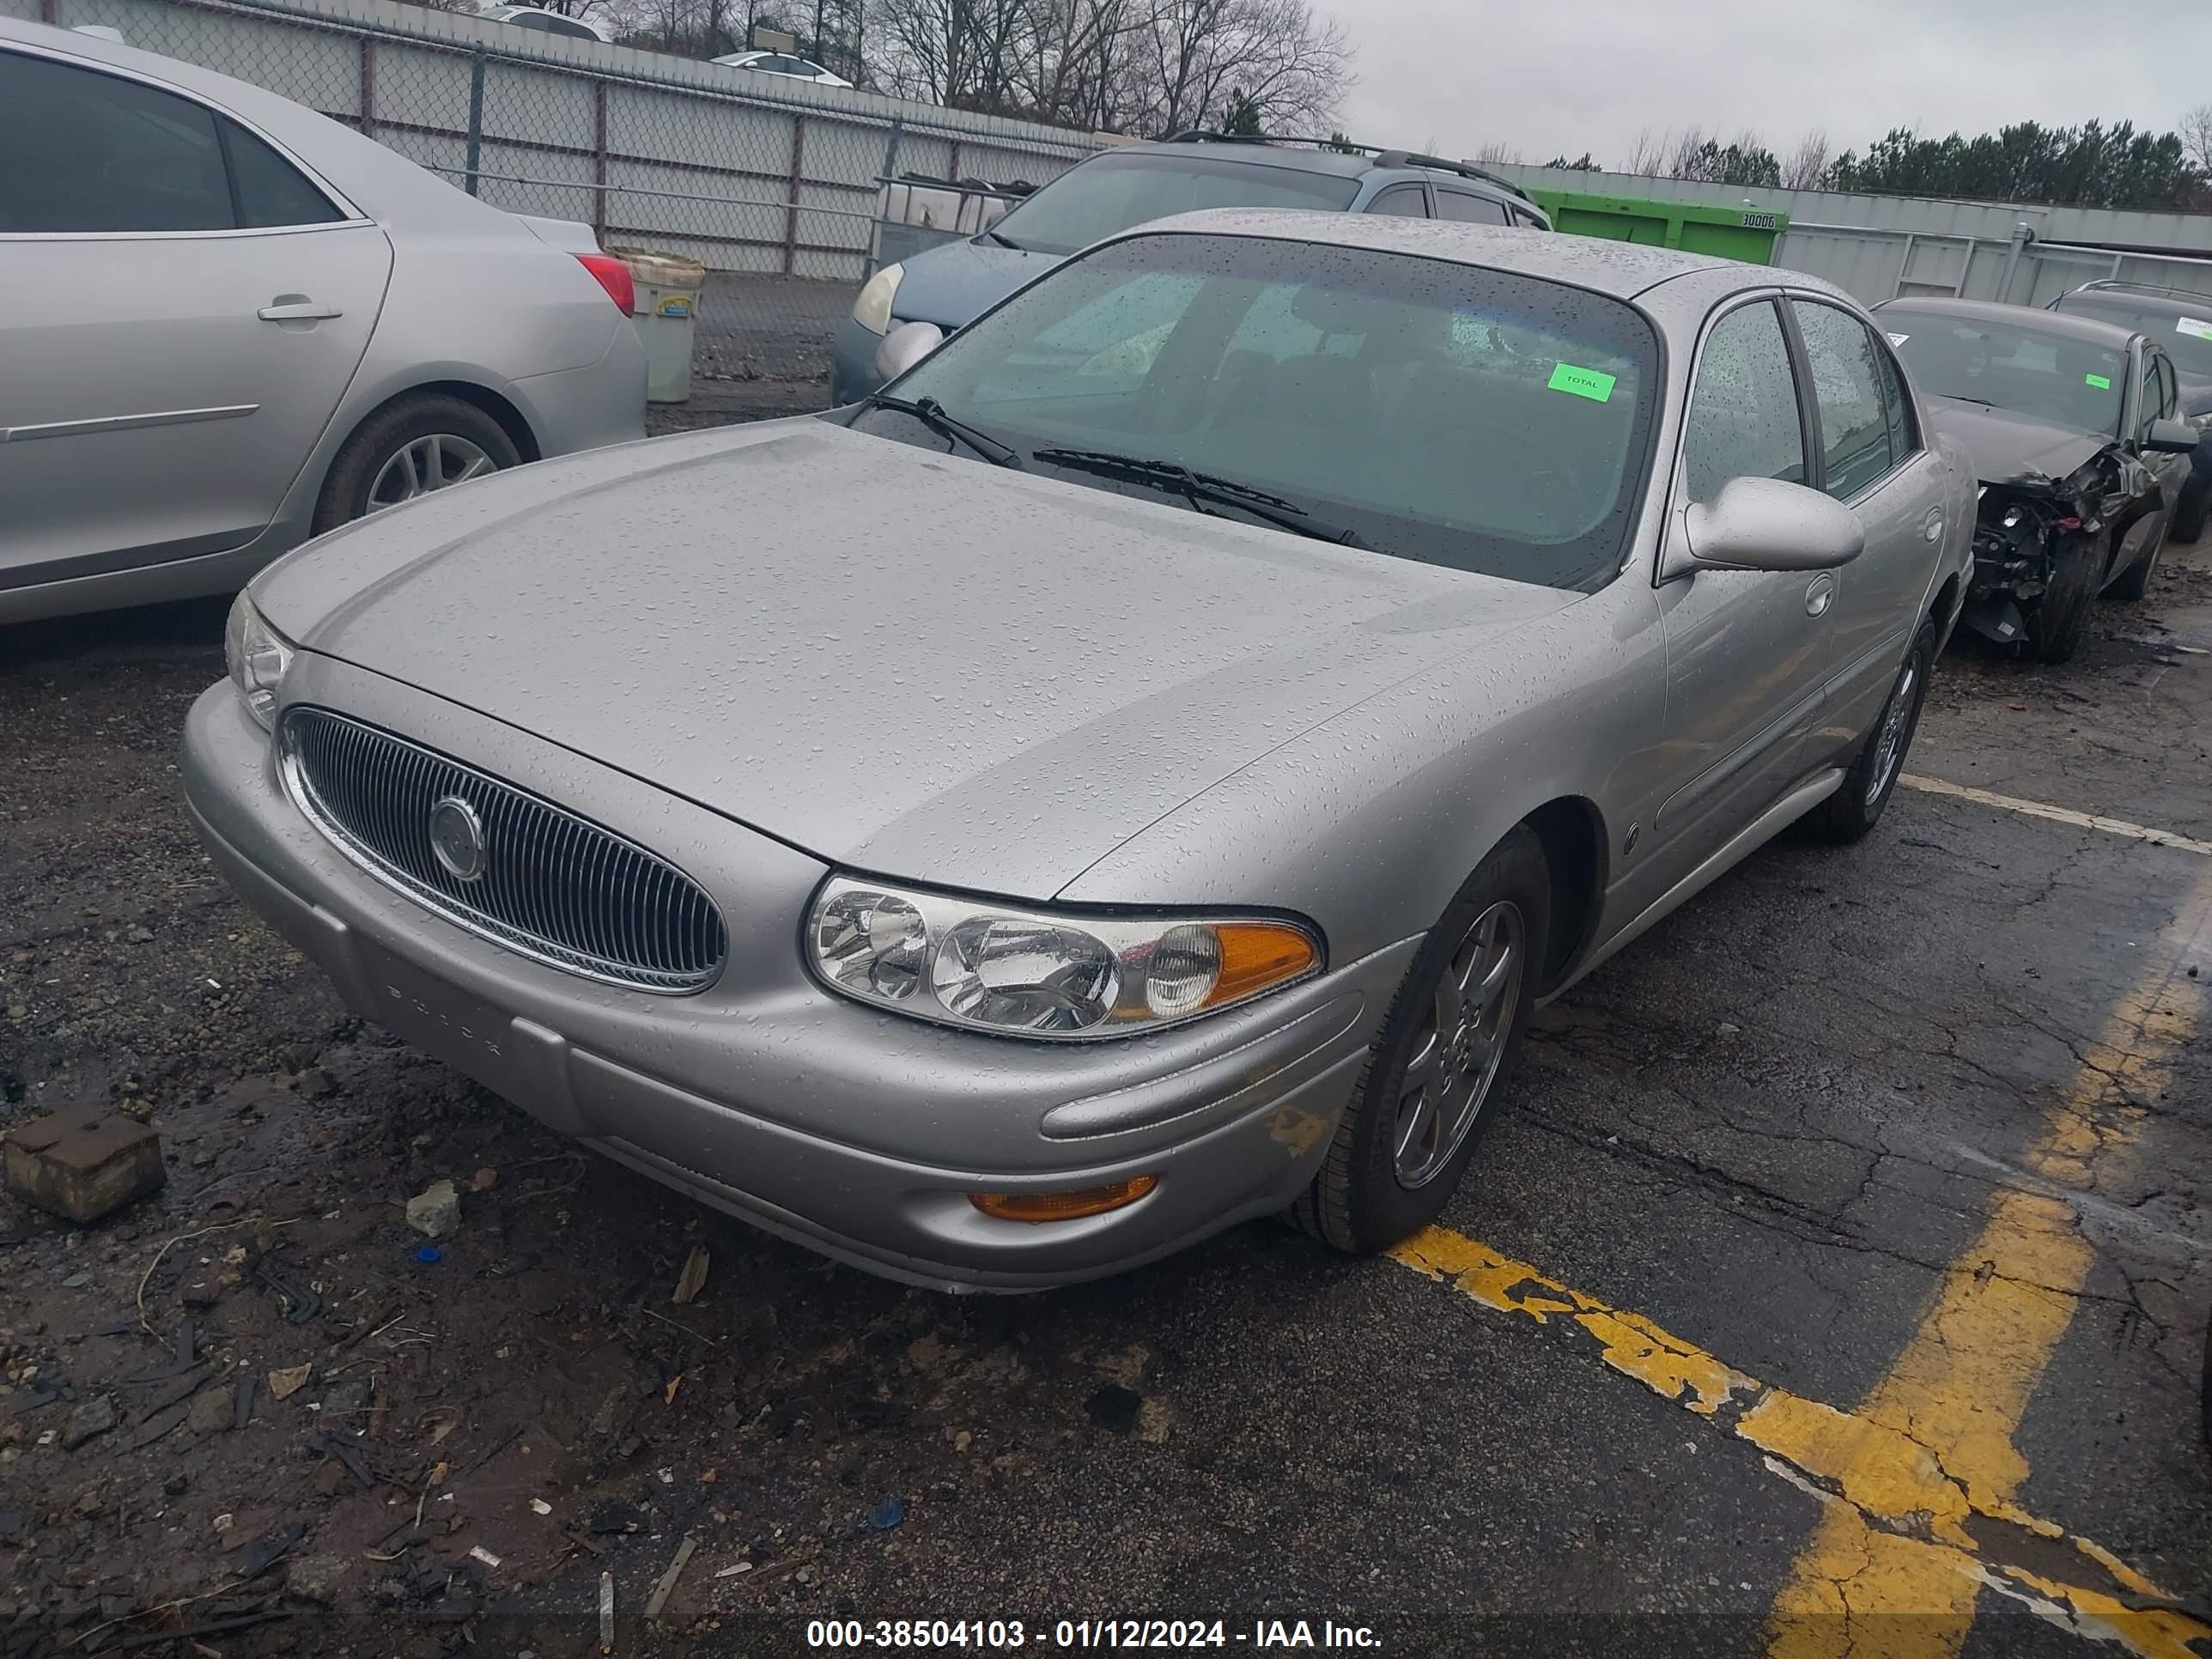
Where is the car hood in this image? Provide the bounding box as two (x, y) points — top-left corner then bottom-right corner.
(892, 235), (1061, 329)
(1922, 395), (2112, 484)
(258, 421), (1573, 899)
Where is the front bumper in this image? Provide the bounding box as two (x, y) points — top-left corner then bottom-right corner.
(831, 313), (888, 405)
(181, 667), (1409, 1291)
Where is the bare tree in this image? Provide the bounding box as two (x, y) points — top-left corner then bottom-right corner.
(1622, 127), (1666, 178)
(1784, 129), (1829, 191)
(1665, 125), (1710, 179)
(1466, 139), (1521, 167)
(2183, 102), (2212, 177)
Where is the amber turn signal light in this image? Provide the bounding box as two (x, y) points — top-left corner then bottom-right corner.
(969, 1176), (1159, 1224)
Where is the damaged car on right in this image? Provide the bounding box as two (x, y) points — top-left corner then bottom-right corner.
(1872, 297), (2197, 661)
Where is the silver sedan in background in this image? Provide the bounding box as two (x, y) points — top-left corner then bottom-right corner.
(0, 17), (646, 624)
(183, 213), (1972, 1291)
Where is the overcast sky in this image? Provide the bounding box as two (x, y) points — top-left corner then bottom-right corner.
(1320, 0), (2212, 172)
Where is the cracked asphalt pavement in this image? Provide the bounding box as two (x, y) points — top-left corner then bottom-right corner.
(2, 531), (2209, 1657)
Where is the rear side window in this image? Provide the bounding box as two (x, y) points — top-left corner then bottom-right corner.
(0, 50), (228, 232)
(222, 119), (343, 228)
(1682, 300), (1805, 503)
(1791, 300), (1894, 498)
(0, 52), (340, 234)
(1366, 184), (1428, 217)
(1436, 191), (1509, 225)
(1875, 340), (1917, 465)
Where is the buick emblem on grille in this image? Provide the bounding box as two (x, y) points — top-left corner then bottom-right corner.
(428, 795), (487, 882)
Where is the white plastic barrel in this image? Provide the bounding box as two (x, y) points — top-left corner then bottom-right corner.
(611, 249), (707, 404)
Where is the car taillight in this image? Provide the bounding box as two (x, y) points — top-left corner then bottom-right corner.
(574, 252), (634, 314)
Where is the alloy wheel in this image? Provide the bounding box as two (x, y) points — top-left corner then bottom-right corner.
(1866, 656), (1918, 807)
(367, 434), (498, 512)
(1392, 900), (1525, 1189)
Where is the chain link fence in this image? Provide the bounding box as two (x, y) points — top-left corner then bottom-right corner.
(6, 0), (1100, 419)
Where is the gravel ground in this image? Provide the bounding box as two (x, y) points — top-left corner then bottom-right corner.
(3, 522), (2209, 1656)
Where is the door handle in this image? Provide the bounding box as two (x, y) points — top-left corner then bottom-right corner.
(1804, 574), (1834, 617)
(257, 300), (342, 322)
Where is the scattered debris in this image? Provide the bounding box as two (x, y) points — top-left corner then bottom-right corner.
(714, 1560), (754, 1579)
(672, 1244), (709, 1306)
(530, 1498), (554, 1516)
(287, 1553), (351, 1603)
(415, 1244), (443, 1265)
(865, 1494), (906, 1532)
(599, 1571), (617, 1655)
(255, 1258), (322, 1323)
(268, 1364), (313, 1400)
(589, 1502), (647, 1535)
(645, 1534), (697, 1620)
(664, 1373), (684, 1405)
(470, 1166), (499, 1193)
(60, 1394), (117, 1449)
(234, 1374), (258, 1430)
(321, 1376), (373, 1419)
(129, 1403), (189, 1449)
(235, 1521), (308, 1578)
(3, 1105), (164, 1223)
(186, 1383), (232, 1437)
(406, 1179), (461, 1239)
(468, 1545), (503, 1569)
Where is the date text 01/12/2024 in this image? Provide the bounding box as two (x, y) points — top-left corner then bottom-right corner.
(805, 1620), (1384, 1650)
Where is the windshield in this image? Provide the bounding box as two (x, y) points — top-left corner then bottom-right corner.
(853, 232), (1661, 589)
(2053, 293), (2212, 380)
(1882, 310), (2124, 437)
(989, 153), (1361, 257)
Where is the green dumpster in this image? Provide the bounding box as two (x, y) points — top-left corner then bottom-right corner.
(1523, 187), (1789, 264)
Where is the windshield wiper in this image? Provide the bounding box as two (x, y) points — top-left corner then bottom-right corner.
(983, 229), (1023, 251)
(860, 393), (1022, 467)
(1031, 447), (1358, 546)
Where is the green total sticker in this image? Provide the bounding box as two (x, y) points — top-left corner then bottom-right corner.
(1547, 362), (1617, 402)
(2085, 373), (2112, 389)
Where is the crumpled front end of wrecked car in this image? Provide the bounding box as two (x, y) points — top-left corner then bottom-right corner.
(1961, 451), (2144, 646)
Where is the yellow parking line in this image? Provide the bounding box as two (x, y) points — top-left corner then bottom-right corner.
(1765, 862), (2212, 1659)
(1390, 1227), (2210, 1659)
(1387, 864), (2212, 1659)
(1899, 775), (2212, 857)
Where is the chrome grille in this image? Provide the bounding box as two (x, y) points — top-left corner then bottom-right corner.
(280, 708), (726, 993)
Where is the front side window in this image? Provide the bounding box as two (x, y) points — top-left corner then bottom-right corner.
(1875, 337), (1917, 467)
(1681, 300), (1805, 504)
(857, 232), (1662, 589)
(988, 153), (1361, 256)
(1883, 307), (2125, 438)
(1791, 301), (1894, 499)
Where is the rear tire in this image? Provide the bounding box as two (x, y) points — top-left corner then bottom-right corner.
(313, 394), (520, 535)
(1292, 828), (1550, 1255)
(1804, 620), (1935, 844)
(2026, 535), (2101, 664)
(2172, 474), (2210, 546)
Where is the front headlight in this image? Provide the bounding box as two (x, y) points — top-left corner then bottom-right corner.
(223, 591), (294, 730)
(2189, 408), (2212, 432)
(851, 262), (903, 335)
(807, 876), (1322, 1038)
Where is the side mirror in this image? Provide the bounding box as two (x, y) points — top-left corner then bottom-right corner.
(1662, 476), (1865, 580)
(2144, 417), (2199, 454)
(874, 320), (945, 384)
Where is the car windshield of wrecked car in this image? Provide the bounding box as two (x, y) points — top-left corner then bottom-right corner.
(1884, 313), (2125, 437)
(985, 154), (1361, 256)
(852, 233), (1660, 590)
(2054, 294), (2212, 380)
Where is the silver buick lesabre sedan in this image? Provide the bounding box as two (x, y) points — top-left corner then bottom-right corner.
(183, 211), (1973, 1291)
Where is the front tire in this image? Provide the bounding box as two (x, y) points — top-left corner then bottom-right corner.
(313, 394), (520, 534)
(2026, 534), (2102, 663)
(1292, 828), (1550, 1255)
(1803, 620), (1935, 844)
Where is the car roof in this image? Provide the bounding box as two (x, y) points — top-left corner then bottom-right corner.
(1127, 207), (1768, 301)
(1879, 295), (2141, 349)
(2054, 282), (2212, 316)
(1110, 136), (1529, 201)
